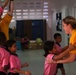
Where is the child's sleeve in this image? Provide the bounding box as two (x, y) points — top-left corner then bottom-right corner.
(10, 55), (17, 69)
(2, 51), (10, 68)
(47, 54), (55, 61)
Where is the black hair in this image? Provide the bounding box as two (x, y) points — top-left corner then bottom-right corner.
(5, 40), (16, 52)
(44, 41), (54, 57)
(0, 32), (6, 46)
(62, 16), (76, 29)
(54, 33), (61, 39)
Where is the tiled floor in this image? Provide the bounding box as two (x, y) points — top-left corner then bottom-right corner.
(17, 49), (76, 75)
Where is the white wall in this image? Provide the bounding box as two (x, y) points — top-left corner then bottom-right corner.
(50, 0), (76, 47)
(51, 7), (68, 47)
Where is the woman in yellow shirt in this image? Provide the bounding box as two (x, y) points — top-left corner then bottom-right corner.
(47, 16), (76, 63)
(0, 0), (14, 40)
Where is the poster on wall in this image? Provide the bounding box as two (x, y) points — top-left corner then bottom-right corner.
(56, 12), (62, 31)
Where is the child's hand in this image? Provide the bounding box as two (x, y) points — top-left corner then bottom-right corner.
(21, 63), (29, 68)
(24, 63), (29, 67)
(25, 70), (31, 75)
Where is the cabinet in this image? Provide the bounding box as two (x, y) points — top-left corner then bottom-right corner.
(16, 19), (46, 41)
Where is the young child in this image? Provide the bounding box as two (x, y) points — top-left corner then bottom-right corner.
(43, 40), (75, 75)
(5, 40), (31, 75)
(0, 32), (10, 75)
(43, 41), (58, 75)
(21, 35), (30, 50)
(54, 33), (66, 75)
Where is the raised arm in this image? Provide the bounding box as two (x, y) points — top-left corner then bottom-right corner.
(53, 48), (70, 60)
(2, 0), (9, 9)
(61, 45), (69, 52)
(57, 53), (76, 63)
(53, 44), (75, 60)
(47, 44), (76, 64)
(8, 0), (14, 16)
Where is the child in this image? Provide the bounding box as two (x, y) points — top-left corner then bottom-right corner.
(21, 35), (30, 50)
(54, 33), (66, 75)
(43, 41), (75, 75)
(0, 32), (10, 75)
(43, 41), (57, 75)
(5, 40), (31, 75)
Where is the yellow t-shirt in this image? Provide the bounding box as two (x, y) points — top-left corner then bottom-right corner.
(0, 13), (12, 40)
(69, 30), (76, 54)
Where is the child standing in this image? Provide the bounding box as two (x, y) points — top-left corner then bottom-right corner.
(43, 40), (75, 75)
(43, 41), (57, 75)
(54, 33), (66, 75)
(5, 40), (31, 75)
(0, 32), (10, 75)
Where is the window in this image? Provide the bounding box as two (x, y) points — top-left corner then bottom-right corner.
(17, 16), (22, 19)
(16, 13), (21, 15)
(44, 6), (48, 8)
(44, 2), (48, 5)
(23, 13), (28, 15)
(4, 1), (49, 22)
(16, 10), (21, 12)
(4, 10), (7, 13)
(23, 16), (28, 19)
(11, 20), (15, 22)
(43, 12), (48, 14)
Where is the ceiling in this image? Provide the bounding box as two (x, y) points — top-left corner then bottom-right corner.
(0, 0), (76, 11)
(50, 0), (76, 9)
